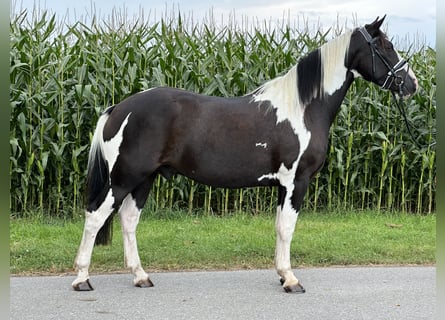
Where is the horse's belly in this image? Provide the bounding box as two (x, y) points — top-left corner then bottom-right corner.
(174, 146), (282, 188)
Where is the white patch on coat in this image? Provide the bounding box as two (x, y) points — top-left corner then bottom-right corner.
(103, 113), (131, 173)
(255, 142), (268, 149)
(258, 163), (291, 184)
(252, 30), (352, 134)
(253, 66), (306, 135)
(257, 113), (310, 185)
(252, 66), (312, 162)
(250, 32), (357, 171)
(253, 31), (356, 185)
(137, 87), (156, 94)
(351, 69), (362, 78)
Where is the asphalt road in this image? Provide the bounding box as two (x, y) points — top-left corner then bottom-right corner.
(11, 266), (435, 320)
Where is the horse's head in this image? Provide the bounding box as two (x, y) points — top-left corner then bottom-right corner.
(348, 16), (418, 97)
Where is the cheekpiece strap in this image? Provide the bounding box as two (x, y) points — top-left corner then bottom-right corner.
(358, 27), (375, 45)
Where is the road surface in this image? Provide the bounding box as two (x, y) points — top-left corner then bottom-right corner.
(10, 266), (435, 319)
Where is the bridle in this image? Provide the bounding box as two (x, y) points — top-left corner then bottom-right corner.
(357, 27), (435, 149)
(358, 26), (409, 97)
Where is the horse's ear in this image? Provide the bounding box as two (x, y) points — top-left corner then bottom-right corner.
(366, 15), (386, 36)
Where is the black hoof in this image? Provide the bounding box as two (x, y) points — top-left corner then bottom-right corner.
(73, 279), (94, 291)
(279, 278), (285, 285)
(135, 278), (154, 288)
(283, 282), (305, 294)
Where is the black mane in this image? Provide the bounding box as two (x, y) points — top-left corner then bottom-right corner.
(297, 49), (322, 105)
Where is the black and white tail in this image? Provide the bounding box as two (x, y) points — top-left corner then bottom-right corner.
(86, 106), (115, 245)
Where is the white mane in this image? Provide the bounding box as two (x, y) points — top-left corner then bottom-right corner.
(320, 30), (352, 96)
(252, 29), (353, 128)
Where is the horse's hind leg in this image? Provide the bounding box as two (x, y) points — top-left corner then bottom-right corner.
(119, 176), (155, 288)
(72, 189), (115, 291)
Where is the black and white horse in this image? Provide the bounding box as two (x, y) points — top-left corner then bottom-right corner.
(72, 16), (417, 293)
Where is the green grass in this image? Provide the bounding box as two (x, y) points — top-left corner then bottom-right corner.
(10, 210), (435, 275)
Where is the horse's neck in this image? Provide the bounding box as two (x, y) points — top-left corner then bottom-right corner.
(301, 69), (355, 131)
(322, 71), (355, 127)
(294, 47), (355, 128)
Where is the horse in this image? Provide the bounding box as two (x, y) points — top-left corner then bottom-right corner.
(72, 16), (417, 293)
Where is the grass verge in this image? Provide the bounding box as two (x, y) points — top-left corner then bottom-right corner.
(10, 210), (435, 275)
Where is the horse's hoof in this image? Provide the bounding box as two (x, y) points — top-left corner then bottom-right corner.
(279, 278), (285, 285)
(283, 282), (305, 293)
(135, 277), (154, 288)
(72, 279), (94, 291)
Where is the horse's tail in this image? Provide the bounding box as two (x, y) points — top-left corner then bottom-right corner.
(86, 106), (115, 246)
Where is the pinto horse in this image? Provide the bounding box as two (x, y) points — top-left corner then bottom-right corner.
(72, 16), (417, 293)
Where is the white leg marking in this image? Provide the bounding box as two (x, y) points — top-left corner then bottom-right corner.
(256, 123), (310, 289)
(275, 204), (300, 286)
(259, 159), (303, 290)
(119, 194), (149, 286)
(257, 131), (309, 290)
(272, 160), (300, 286)
(72, 190), (115, 287)
(104, 113), (131, 173)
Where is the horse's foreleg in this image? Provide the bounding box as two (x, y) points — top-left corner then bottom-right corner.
(119, 194), (153, 288)
(274, 181), (307, 293)
(72, 190), (115, 291)
(275, 206), (303, 292)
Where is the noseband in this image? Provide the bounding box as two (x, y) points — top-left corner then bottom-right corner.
(358, 27), (409, 96)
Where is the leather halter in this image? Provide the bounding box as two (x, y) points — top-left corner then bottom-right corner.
(358, 27), (409, 96)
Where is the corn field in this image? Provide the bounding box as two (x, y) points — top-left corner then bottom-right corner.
(9, 9), (436, 217)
